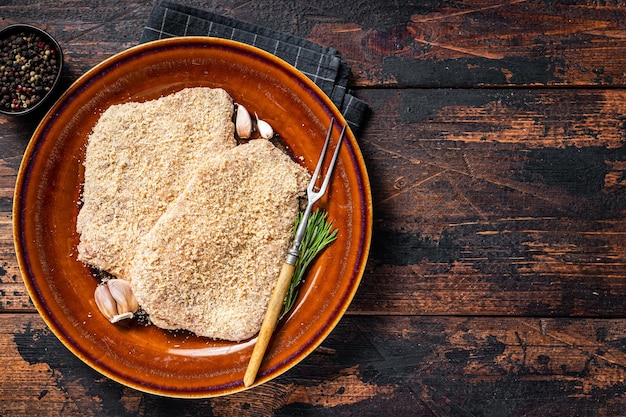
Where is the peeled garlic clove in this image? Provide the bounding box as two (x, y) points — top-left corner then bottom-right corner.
(107, 278), (139, 315)
(94, 283), (117, 322)
(236, 103), (252, 139)
(255, 113), (274, 139)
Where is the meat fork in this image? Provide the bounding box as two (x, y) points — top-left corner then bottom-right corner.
(244, 118), (346, 387)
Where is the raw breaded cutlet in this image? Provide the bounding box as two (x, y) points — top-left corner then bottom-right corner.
(129, 139), (310, 341)
(77, 87), (236, 279)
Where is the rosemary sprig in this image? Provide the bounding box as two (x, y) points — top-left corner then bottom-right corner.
(281, 209), (338, 319)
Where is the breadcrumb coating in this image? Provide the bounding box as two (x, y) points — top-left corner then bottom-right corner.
(130, 140), (309, 341)
(77, 87), (310, 341)
(77, 88), (236, 279)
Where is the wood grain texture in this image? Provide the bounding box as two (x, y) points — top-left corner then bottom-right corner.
(2, 314), (626, 416)
(2, 1), (626, 415)
(7, 89), (626, 316)
(234, 0), (626, 87)
(347, 88), (626, 316)
(3, 0), (626, 87)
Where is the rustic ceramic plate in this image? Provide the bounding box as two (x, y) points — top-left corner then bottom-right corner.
(13, 37), (372, 398)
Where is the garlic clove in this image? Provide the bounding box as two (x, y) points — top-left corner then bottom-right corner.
(94, 279), (139, 324)
(94, 283), (117, 322)
(255, 112), (274, 139)
(107, 278), (139, 315)
(235, 103), (252, 139)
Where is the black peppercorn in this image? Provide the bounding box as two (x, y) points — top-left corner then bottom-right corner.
(0, 28), (60, 113)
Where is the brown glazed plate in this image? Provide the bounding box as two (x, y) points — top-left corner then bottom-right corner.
(13, 37), (372, 397)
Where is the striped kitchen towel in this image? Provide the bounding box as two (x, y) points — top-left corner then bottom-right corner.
(141, 0), (368, 133)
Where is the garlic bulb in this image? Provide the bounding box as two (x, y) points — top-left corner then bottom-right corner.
(94, 279), (139, 323)
(255, 113), (274, 139)
(235, 103), (252, 139)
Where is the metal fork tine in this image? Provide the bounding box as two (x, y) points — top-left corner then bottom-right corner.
(244, 117), (346, 387)
(313, 123), (346, 202)
(308, 117), (335, 196)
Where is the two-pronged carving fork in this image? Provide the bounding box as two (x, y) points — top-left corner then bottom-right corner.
(243, 118), (346, 387)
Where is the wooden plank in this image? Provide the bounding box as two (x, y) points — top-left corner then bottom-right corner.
(4, 88), (626, 316)
(349, 87), (626, 316)
(305, 1), (626, 87)
(2, 313), (625, 416)
(0, 116), (34, 312)
(3, 1), (626, 88)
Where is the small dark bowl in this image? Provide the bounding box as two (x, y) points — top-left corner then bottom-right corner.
(0, 24), (63, 116)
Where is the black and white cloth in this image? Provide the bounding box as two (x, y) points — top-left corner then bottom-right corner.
(141, 0), (368, 133)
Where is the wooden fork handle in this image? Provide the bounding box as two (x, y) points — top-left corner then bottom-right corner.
(243, 261), (295, 387)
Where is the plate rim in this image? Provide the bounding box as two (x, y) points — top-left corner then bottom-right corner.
(12, 36), (373, 397)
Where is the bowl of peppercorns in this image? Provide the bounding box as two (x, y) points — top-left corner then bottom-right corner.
(0, 24), (63, 116)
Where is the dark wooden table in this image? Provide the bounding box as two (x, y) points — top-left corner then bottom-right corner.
(2, 1), (626, 416)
